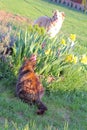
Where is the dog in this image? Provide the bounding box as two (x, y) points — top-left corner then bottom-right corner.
(34, 10), (65, 38)
(16, 54), (47, 115)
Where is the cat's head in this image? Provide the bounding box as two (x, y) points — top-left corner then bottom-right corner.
(22, 54), (37, 71)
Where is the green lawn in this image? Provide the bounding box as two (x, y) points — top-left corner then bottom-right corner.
(0, 0), (87, 48)
(0, 0), (87, 130)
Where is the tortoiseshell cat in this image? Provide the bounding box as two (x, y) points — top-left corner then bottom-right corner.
(16, 55), (47, 115)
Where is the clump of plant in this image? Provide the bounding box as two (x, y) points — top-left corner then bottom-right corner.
(12, 26), (87, 75)
(3, 119), (68, 130)
(0, 25), (87, 88)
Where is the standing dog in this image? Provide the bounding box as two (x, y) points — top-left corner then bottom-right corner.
(34, 10), (65, 38)
(16, 55), (47, 115)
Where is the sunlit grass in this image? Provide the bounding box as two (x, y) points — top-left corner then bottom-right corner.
(0, 0), (87, 130)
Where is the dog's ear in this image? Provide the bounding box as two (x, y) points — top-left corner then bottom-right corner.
(61, 12), (65, 18)
(52, 10), (59, 15)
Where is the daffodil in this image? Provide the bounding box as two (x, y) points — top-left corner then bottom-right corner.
(28, 25), (33, 32)
(65, 54), (77, 64)
(81, 55), (87, 64)
(70, 34), (76, 41)
(34, 24), (39, 30)
(73, 56), (78, 64)
(40, 27), (45, 35)
(45, 49), (51, 55)
(61, 39), (66, 46)
(65, 54), (73, 63)
(34, 24), (41, 33)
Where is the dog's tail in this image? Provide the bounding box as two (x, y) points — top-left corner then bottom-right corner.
(35, 99), (47, 115)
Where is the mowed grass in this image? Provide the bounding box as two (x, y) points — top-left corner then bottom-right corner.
(0, 0), (87, 130)
(0, 72), (87, 130)
(0, 0), (87, 48)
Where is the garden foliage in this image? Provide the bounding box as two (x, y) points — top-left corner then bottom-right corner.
(0, 24), (87, 89)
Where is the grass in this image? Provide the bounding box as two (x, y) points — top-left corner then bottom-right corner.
(0, 0), (87, 130)
(0, 74), (87, 130)
(0, 0), (87, 47)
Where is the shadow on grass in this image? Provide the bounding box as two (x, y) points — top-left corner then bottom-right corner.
(0, 59), (17, 96)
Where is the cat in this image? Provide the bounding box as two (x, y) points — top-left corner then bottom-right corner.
(16, 54), (47, 115)
(34, 10), (65, 38)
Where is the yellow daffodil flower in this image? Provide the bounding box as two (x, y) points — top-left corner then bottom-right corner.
(61, 39), (66, 46)
(34, 24), (41, 33)
(73, 56), (78, 64)
(28, 25), (33, 32)
(70, 34), (76, 41)
(65, 54), (77, 64)
(40, 27), (45, 35)
(65, 54), (73, 63)
(45, 49), (51, 55)
(81, 55), (87, 64)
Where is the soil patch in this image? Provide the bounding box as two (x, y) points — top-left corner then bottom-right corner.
(0, 10), (32, 25)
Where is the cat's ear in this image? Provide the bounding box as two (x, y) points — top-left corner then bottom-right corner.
(30, 54), (37, 61)
(23, 56), (27, 61)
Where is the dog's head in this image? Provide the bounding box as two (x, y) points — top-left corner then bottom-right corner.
(52, 10), (65, 22)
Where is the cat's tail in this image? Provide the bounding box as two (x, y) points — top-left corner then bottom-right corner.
(35, 99), (47, 115)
